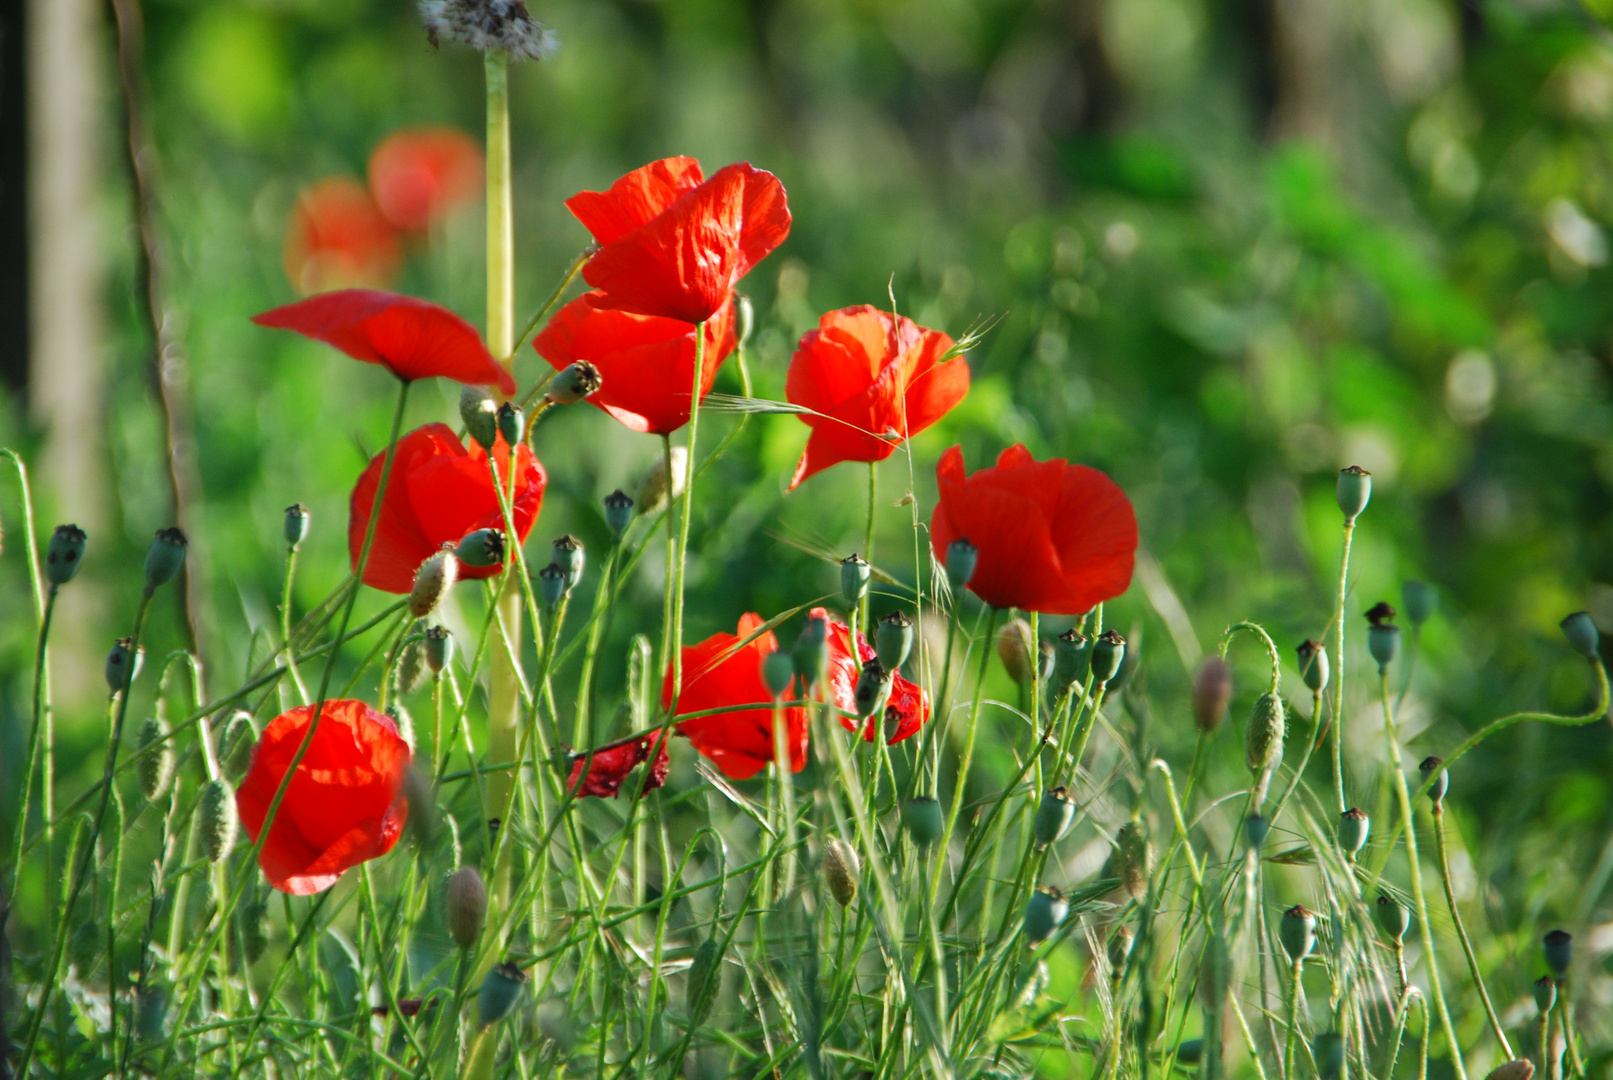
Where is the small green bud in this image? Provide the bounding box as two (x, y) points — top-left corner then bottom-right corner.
(44, 524), (88, 586)
(875, 610), (914, 671)
(446, 866), (487, 950)
(218, 710), (257, 782)
(603, 489), (635, 537)
(1244, 813), (1270, 851)
(1279, 904), (1317, 963)
(1534, 975), (1558, 1014)
(397, 635), (428, 695)
(1313, 1032), (1345, 1080)
(477, 961), (527, 1027)
(1108, 924), (1134, 979)
(840, 553), (871, 608)
(537, 562), (567, 608)
(761, 650), (795, 699)
(1375, 894), (1410, 941)
(1338, 807), (1370, 859)
(237, 900), (268, 965)
(460, 386), (499, 450)
(1543, 929), (1572, 976)
(198, 779), (239, 863)
(1032, 786), (1075, 848)
(106, 636), (144, 694)
(1022, 886), (1067, 945)
(552, 535), (585, 589)
(823, 837), (859, 906)
(902, 797), (944, 846)
(408, 548), (458, 618)
(495, 402), (523, 448)
(283, 504), (310, 550)
(793, 616), (829, 690)
(1053, 629), (1089, 690)
(686, 937), (724, 1028)
(1418, 756), (1447, 807)
(402, 765), (438, 846)
(137, 715), (174, 801)
(944, 539), (977, 592)
(455, 527), (506, 568)
(1402, 580), (1436, 627)
(544, 361), (602, 405)
(1245, 692), (1286, 777)
(424, 626), (453, 675)
(1337, 465), (1371, 521)
(144, 527), (188, 591)
(996, 618), (1035, 683)
(1089, 630), (1125, 685)
(1192, 657), (1232, 733)
(1297, 639), (1330, 694)
(1560, 611), (1600, 659)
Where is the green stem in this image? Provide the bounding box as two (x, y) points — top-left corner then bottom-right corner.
(930, 607), (1001, 913)
(281, 542), (309, 703)
(666, 320), (706, 709)
(1432, 806), (1512, 1056)
(1332, 520), (1356, 816)
(863, 460), (876, 627)
(8, 587), (57, 909)
(1284, 959), (1303, 1080)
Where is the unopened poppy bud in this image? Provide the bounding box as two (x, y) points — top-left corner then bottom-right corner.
(1033, 786), (1075, 847)
(424, 626), (453, 675)
(218, 710), (257, 781)
(144, 527), (188, 591)
(902, 797), (944, 845)
(1535, 975), (1558, 1013)
(853, 660), (891, 719)
(388, 703), (416, 753)
(283, 504), (310, 550)
(1023, 886), (1068, 945)
(1106, 821), (1152, 897)
(1418, 756), (1448, 807)
(1053, 629), (1089, 689)
(198, 779), (238, 862)
(1245, 692), (1286, 777)
(997, 619), (1035, 683)
(1245, 813), (1270, 851)
(686, 937), (724, 1027)
(537, 562), (567, 608)
(1543, 929), (1572, 976)
(106, 637), (144, 693)
(823, 837), (859, 906)
(137, 715), (174, 801)
(545, 361), (602, 405)
(875, 610), (914, 671)
(1090, 630), (1125, 685)
(1280, 904), (1317, 963)
(455, 527), (506, 568)
(1338, 807), (1370, 859)
(496, 402), (523, 447)
(445, 866), (487, 950)
(1375, 894), (1410, 941)
(840, 554), (870, 608)
(1560, 611), (1600, 659)
(1337, 465), (1371, 521)
(460, 386), (499, 450)
(45, 524), (88, 586)
(397, 635), (427, 695)
(754, 649), (793, 700)
(1176, 1039), (1204, 1066)
(1296, 639), (1330, 694)
(409, 548), (458, 618)
(552, 535), (585, 589)
(635, 446), (688, 513)
(793, 616), (829, 689)
(136, 984), (168, 1042)
(1313, 1032), (1346, 1080)
(477, 961), (527, 1028)
(603, 489), (635, 536)
(237, 899), (267, 964)
(1192, 657), (1233, 733)
(736, 293), (755, 348)
(882, 703), (904, 743)
(1036, 640), (1055, 683)
(944, 538), (977, 591)
(401, 765), (438, 846)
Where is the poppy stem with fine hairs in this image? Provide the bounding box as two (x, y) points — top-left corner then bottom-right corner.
(665, 319), (705, 710)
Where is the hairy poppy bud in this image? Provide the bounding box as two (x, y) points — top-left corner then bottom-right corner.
(875, 610), (914, 671)
(635, 446), (688, 514)
(686, 937), (724, 1028)
(136, 984), (168, 1042)
(387, 702), (417, 754)
(1279, 904), (1317, 963)
(460, 386), (499, 450)
(198, 779), (238, 863)
(495, 402), (523, 448)
(1245, 692), (1285, 777)
(401, 765), (438, 846)
(1090, 630), (1125, 685)
(1108, 924), (1134, 978)
(603, 489), (635, 537)
(45, 524), (88, 586)
(1053, 629), (1089, 689)
(1418, 756), (1447, 808)
(1484, 1062), (1536, 1080)
(1337, 465), (1371, 521)
(537, 562), (567, 608)
(144, 527), (188, 591)
(1543, 929), (1572, 976)
(1338, 807), (1370, 859)
(545, 361), (602, 405)
(553, 535), (585, 589)
(823, 837), (859, 906)
(477, 961), (527, 1028)
(841, 554), (871, 608)
(760, 650), (794, 699)
(1297, 639), (1330, 694)
(218, 710), (257, 782)
(944, 538), (977, 591)
(397, 635), (428, 695)
(902, 797), (944, 846)
(1176, 1039), (1204, 1066)
(1033, 786), (1075, 848)
(997, 619), (1036, 683)
(1023, 886), (1067, 945)
(1105, 821), (1152, 898)
(1192, 657), (1233, 733)
(446, 866), (487, 950)
(1402, 580), (1436, 628)
(1560, 611), (1600, 659)
(284, 504), (311, 550)
(1036, 640), (1055, 683)
(793, 616), (829, 690)
(1534, 975), (1557, 1013)
(1313, 1033), (1346, 1080)
(424, 626), (453, 675)
(1376, 894), (1410, 941)
(137, 715), (174, 801)
(409, 548), (458, 618)
(455, 527), (506, 568)
(1245, 813), (1270, 851)
(237, 899), (267, 964)
(106, 636), (144, 694)
(736, 293), (755, 349)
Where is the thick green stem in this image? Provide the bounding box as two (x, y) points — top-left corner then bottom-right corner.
(666, 320), (706, 707)
(1332, 520), (1356, 816)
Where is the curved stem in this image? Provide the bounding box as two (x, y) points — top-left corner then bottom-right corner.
(1220, 620), (1282, 691)
(8, 587), (57, 909)
(1432, 806), (1512, 1056)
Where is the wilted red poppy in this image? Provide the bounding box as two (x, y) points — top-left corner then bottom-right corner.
(254, 289), (517, 395)
(534, 290), (737, 434)
(665, 613), (809, 781)
(282, 178), (403, 296)
(814, 606), (930, 744)
(349, 423), (545, 594)
(785, 307), (969, 490)
(930, 445), (1137, 615)
(368, 127), (484, 233)
(566, 156), (791, 324)
(566, 731), (671, 799)
(234, 699), (410, 895)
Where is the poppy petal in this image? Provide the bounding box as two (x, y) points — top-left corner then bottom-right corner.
(567, 732), (672, 799)
(666, 614), (808, 779)
(565, 156), (706, 246)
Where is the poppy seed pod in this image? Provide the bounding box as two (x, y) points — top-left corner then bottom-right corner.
(45, 524), (88, 586)
(1376, 894), (1410, 941)
(1244, 813), (1270, 851)
(218, 710), (257, 781)
(1279, 904), (1317, 963)
(997, 619), (1036, 683)
(477, 961), (528, 1028)
(1543, 929), (1572, 976)
(686, 937), (724, 1028)
(1090, 630), (1126, 685)
(602, 489), (635, 537)
(1339, 808), (1370, 859)
(198, 779), (239, 863)
(419, 0), (557, 58)
(1296, 639), (1330, 694)
(902, 797), (944, 846)
(537, 562), (567, 608)
(823, 837), (859, 906)
(793, 616), (829, 689)
(445, 866), (487, 950)
(137, 715), (174, 801)
(944, 538), (978, 591)
(144, 527), (188, 591)
(553, 535), (585, 588)
(854, 660), (892, 718)
(1534, 975), (1557, 1013)
(1337, 465), (1371, 521)
(545, 360), (603, 405)
(875, 610), (914, 671)
(454, 527), (506, 569)
(1176, 1039), (1204, 1066)
(1402, 580), (1436, 628)
(106, 637), (144, 694)
(460, 386), (499, 450)
(1560, 611), (1600, 659)
(840, 554), (871, 608)
(1023, 886), (1068, 945)
(1053, 629), (1089, 689)
(424, 626), (453, 675)
(1313, 1033), (1346, 1080)
(495, 402), (523, 448)
(1368, 623), (1401, 672)
(1033, 786), (1075, 847)
(761, 649), (795, 699)
(408, 548), (459, 618)
(1418, 756), (1448, 807)
(635, 446), (688, 513)
(284, 504), (311, 550)
(1245, 692), (1286, 778)
(1192, 656), (1233, 733)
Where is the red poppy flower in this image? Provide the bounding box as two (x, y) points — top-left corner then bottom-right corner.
(664, 613), (809, 781)
(814, 607), (930, 744)
(253, 290), (517, 395)
(566, 731), (671, 799)
(368, 127), (484, 233)
(234, 699), (411, 895)
(929, 445), (1137, 615)
(533, 290), (737, 434)
(349, 423), (545, 594)
(566, 157), (791, 324)
(283, 178), (403, 295)
(785, 306), (969, 490)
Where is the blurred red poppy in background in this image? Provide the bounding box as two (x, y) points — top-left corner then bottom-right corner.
(665, 613), (808, 781)
(534, 290), (737, 434)
(234, 699), (411, 895)
(814, 606), (930, 744)
(349, 423), (545, 593)
(254, 289), (516, 395)
(282, 178), (402, 296)
(566, 156), (791, 323)
(785, 306), (969, 490)
(368, 127), (484, 233)
(930, 445), (1137, 615)
(566, 731), (671, 799)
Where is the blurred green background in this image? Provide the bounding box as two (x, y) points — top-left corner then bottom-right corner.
(7, 0), (1613, 1030)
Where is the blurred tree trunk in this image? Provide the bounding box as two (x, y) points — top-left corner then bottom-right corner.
(1267, 0), (1343, 149)
(0, 0), (26, 392)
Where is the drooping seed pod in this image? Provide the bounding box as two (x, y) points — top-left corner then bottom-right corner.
(136, 984), (169, 1042)
(1033, 787), (1075, 848)
(1192, 657), (1233, 733)
(1560, 611), (1600, 659)
(218, 710), (257, 782)
(902, 797), (944, 846)
(45, 524), (88, 586)
(1402, 580), (1436, 628)
(1313, 1032), (1346, 1080)
(495, 402), (523, 448)
(685, 937), (724, 1028)
(460, 386), (499, 450)
(477, 961), (528, 1027)
(760, 650), (794, 699)
(408, 547), (458, 618)
(996, 619), (1036, 683)
(875, 611), (914, 671)
(1418, 756), (1448, 808)
(1053, 629), (1089, 690)
(1338, 807), (1370, 859)
(198, 779), (239, 863)
(944, 538), (978, 591)
(552, 535), (585, 589)
(1337, 465), (1371, 522)
(823, 838), (859, 907)
(1375, 894), (1410, 942)
(1023, 885), (1068, 945)
(144, 527), (188, 591)
(1296, 639), (1330, 694)
(1534, 975), (1558, 1014)
(1090, 630), (1126, 685)
(446, 866), (487, 950)
(455, 527), (506, 569)
(1543, 929), (1572, 976)
(545, 360), (602, 405)
(1244, 813), (1270, 851)
(424, 626), (453, 675)
(106, 637), (144, 694)
(1105, 821), (1152, 898)
(137, 715), (174, 801)
(840, 554), (871, 608)
(537, 562), (567, 608)
(602, 489), (635, 537)
(1279, 904), (1317, 963)
(1245, 692), (1286, 778)
(793, 616), (829, 690)
(236, 899), (268, 965)
(635, 446), (688, 514)
(283, 504), (311, 550)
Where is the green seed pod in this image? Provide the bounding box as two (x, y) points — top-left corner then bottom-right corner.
(996, 619), (1035, 683)
(1560, 611), (1600, 659)
(409, 548), (458, 618)
(1052, 629), (1089, 689)
(1279, 904), (1317, 963)
(1543, 929), (1572, 976)
(283, 503), (310, 550)
(1192, 657), (1233, 733)
(446, 866), (487, 950)
(1089, 630), (1125, 685)
(1367, 623), (1401, 672)
(841, 553), (871, 608)
(686, 937), (724, 1028)
(1418, 756), (1448, 807)
(602, 489), (635, 537)
(218, 710), (257, 782)
(1534, 975), (1558, 1014)
(477, 960), (527, 1027)
(545, 360), (602, 405)
(875, 610), (914, 671)
(1402, 580), (1436, 628)
(424, 626), (453, 675)
(137, 715), (174, 801)
(1313, 1032), (1346, 1080)
(1336, 465), (1371, 521)
(1245, 692), (1286, 777)
(853, 660), (891, 719)
(143, 527), (188, 591)
(460, 386), (499, 451)
(106, 637), (144, 694)
(1105, 821), (1152, 898)
(44, 523), (88, 586)
(537, 562), (567, 608)
(902, 797), (944, 846)
(455, 527), (506, 569)
(495, 402), (523, 448)
(136, 984), (169, 1043)
(552, 535), (585, 589)
(237, 900), (267, 965)
(1033, 786), (1075, 848)
(401, 765), (438, 846)
(1338, 807), (1370, 859)
(1375, 894), (1410, 942)
(1176, 1039), (1204, 1065)
(944, 538), (977, 591)
(1296, 639), (1329, 694)
(793, 616), (829, 690)
(1022, 886), (1068, 945)
(761, 650), (795, 699)
(198, 779), (239, 863)
(1244, 813), (1270, 851)
(823, 838), (859, 907)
